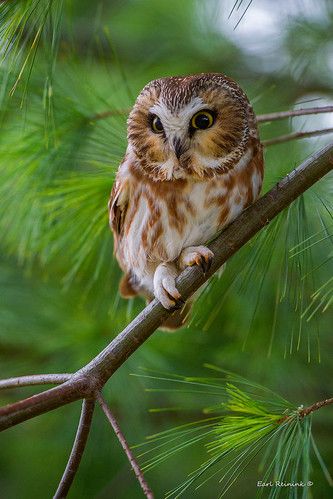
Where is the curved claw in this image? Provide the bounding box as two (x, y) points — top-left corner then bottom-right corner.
(170, 297), (185, 311)
(200, 254), (213, 274)
(179, 246), (214, 275)
(154, 263), (182, 310)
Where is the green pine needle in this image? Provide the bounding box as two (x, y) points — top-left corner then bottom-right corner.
(135, 369), (331, 498)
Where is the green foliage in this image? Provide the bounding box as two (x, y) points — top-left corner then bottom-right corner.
(0, 0), (63, 109)
(135, 370), (331, 498)
(191, 191), (332, 361)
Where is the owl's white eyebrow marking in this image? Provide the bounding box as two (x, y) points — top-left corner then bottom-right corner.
(149, 97), (207, 135)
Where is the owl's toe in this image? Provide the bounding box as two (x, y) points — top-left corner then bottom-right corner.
(157, 278), (183, 309)
(180, 246), (214, 275)
(155, 284), (183, 309)
(154, 263), (183, 309)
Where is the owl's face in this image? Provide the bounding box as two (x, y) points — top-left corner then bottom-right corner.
(127, 73), (259, 181)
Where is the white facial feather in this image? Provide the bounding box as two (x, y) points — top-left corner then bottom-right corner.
(149, 97), (205, 137)
(194, 146), (253, 172)
(149, 97), (213, 177)
(148, 95), (253, 179)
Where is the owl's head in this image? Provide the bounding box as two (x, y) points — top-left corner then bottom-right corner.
(127, 73), (259, 181)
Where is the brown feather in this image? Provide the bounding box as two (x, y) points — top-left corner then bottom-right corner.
(108, 73), (264, 328)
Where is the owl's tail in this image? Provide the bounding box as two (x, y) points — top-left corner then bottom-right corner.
(160, 300), (193, 331)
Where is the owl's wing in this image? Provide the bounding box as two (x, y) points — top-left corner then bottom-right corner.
(108, 178), (129, 252)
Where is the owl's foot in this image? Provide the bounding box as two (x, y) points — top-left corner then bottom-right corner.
(154, 263), (184, 310)
(179, 245), (214, 274)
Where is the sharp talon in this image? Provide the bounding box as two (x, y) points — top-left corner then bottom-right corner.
(195, 256), (201, 266)
(171, 298), (185, 311)
(180, 246), (214, 274)
(165, 290), (177, 302)
(205, 257), (212, 273)
(200, 257), (212, 274)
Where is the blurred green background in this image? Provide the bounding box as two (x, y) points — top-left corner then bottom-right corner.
(0, 0), (332, 497)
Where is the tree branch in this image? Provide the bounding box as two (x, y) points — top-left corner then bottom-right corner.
(0, 374), (70, 390)
(299, 397), (333, 418)
(53, 398), (95, 499)
(262, 127), (333, 147)
(89, 109), (129, 121)
(257, 105), (333, 123)
(0, 143), (332, 432)
(96, 392), (154, 499)
(277, 396), (333, 424)
(89, 106), (333, 148)
(90, 105), (333, 124)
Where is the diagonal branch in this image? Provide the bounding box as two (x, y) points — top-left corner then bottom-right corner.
(0, 143), (332, 431)
(53, 398), (95, 499)
(97, 392), (154, 499)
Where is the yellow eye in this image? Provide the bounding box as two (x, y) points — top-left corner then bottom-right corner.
(151, 115), (164, 133)
(191, 110), (215, 130)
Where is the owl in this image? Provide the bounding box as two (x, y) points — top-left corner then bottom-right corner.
(109, 73), (264, 329)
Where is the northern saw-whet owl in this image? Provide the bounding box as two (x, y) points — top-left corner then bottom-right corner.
(109, 73), (264, 329)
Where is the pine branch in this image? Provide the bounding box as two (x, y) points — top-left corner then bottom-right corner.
(0, 374), (70, 390)
(54, 398), (95, 499)
(96, 392), (154, 499)
(299, 397), (333, 418)
(0, 142), (332, 432)
(89, 104), (333, 124)
(262, 127), (333, 146)
(276, 396), (333, 424)
(89, 106), (333, 148)
(89, 109), (129, 121)
(137, 373), (332, 496)
(257, 105), (333, 123)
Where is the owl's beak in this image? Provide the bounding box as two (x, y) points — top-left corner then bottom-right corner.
(172, 136), (186, 160)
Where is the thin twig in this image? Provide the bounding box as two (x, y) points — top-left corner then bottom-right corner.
(0, 374), (71, 390)
(277, 396), (333, 424)
(53, 398), (95, 499)
(0, 376), (89, 428)
(89, 105), (333, 125)
(90, 106), (333, 149)
(96, 392), (154, 499)
(299, 397), (333, 418)
(0, 143), (332, 431)
(263, 127), (333, 147)
(89, 109), (130, 121)
(257, 105), (333, 123)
